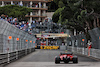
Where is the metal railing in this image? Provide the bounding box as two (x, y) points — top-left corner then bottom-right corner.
(0, 48), (35, 67)
(0, 20), (36, 66)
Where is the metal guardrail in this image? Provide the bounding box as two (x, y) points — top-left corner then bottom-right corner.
(0, 48), (35, 67)
(67, 32), (100, 59)
(67, 46), (100, 59)
(89, 28), (100, 49)
(0, 20), (36, 53)
(0, 20), (36, 67)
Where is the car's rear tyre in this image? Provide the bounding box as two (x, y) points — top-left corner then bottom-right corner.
(73, 57), (78, 63)
(55, 57), (60, 64)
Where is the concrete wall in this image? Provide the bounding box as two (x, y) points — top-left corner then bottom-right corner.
(60, 46), (66, 50)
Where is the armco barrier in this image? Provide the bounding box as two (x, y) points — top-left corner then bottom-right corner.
(67, 33), (87, 48)
(67, 32), (100, 59)
(0, 48), (35, 67)
(67, 46), (100, 59)
(0, 20), (36, 67)
(0, 53), (8, 66)
(0, 20), (36, 53)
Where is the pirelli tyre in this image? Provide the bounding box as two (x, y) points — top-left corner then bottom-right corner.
(73, 56), (78, 63)
(55, 57), (60, 64)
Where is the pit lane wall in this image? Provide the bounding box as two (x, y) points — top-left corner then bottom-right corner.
(0, 20), (36, 67)
(67, 32), (100, 59)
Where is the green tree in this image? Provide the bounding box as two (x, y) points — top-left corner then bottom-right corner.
(48, 1), (58, 12)
(83, 0), (100, 28)
(53, 0), (100, 35)
(54, 0), (60, 5)
(58, 1), (64, 8)
(0, 5), (32, 21)
(53, 0), (87, 33)
(52, 7), (64, 23)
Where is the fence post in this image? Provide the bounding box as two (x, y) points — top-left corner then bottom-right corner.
(72, 40), (74, 52)
(7, 52), (10, 63)
(16, 50), (18, 59)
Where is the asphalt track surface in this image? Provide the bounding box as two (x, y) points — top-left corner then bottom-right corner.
(5, 49), (100, 67)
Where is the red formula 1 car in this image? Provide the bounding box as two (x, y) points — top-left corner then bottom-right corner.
(55, 52), (78, 64)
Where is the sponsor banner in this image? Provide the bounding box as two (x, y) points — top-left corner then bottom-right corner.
(35, 46), (59, 50)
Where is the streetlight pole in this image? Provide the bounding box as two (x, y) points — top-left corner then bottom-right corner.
(59, 23), (61, 33)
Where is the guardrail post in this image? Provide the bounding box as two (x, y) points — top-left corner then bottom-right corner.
(72, 40), (74, 52)
(25, 49), (27, 55)
(30, 48), (31, 53)
(82, 47), (85, 55)
(7, 52), (10, 63)
(16, 50), (18, 59)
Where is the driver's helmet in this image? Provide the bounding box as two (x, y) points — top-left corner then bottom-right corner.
(65, 50), (67, 53)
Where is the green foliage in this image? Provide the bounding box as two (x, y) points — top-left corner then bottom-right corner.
(54, 0), (60, 5)
(61, 6), (73, 22)
(0, 5), (32, 20)
(58, 1), (64, 8)
(48, 1), (58, 12)
(53, 0), (100, 34)
(52, 7), (64, 23)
